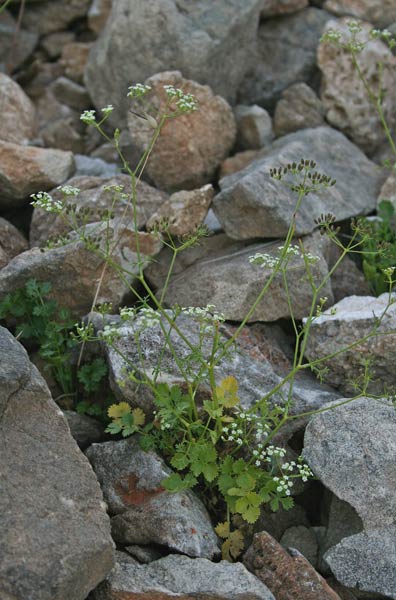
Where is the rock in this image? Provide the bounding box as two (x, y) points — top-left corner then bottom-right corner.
(85, 438), (219, 558)
(238, 8), (329, 108)
(0, 222), (162, 318)
(30, 175), (168, 247)
(155, 231), (334, 322)
(377, 170), (396, 210)
(255, 503), (310, 540)
(303, 293), (396, 395)
(0, 326), (114, 600)
(0, 10), (38, 73)
(88, 0), (112, 34)
(40, 31), (76, 59)
(146, 184), (214, 236)
(274, 83), (325, 137)
(105, 311), (339, 423)
(91, 551), (275, 599)
(124, 544), (163, 563)
(323, 0), (396, 27)
(0, 217), (28, 269)
(261, 0), (309, 17)
(0, 73), (36, 144)
(51, 77), (91, 111)
(23, 61), (65, 101)
(84, 0), (262, 127)
(61, 42), (93, 84)
(63, 410), (105, 449)
(0, 142), (75, 208)
(235, 105), (273, 150)
(21, 0), (91, 35)
(213, 127), (383, 240)
(74, 155), (119, 178)
(319, 19), (396, 154)
(220, 149), (262, 178)
(127, 71), (236, 192)
(243, 531), (341, 600)
(303, 397), (396, 597)
(280, 525), (319, 566)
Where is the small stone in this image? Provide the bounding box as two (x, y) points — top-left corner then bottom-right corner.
(0, 73), (36, 144)
(61, 42), (93, 84)
(260, 0), (308, 17)
(74, 155), (119, 178)
(280, 525), (319, 566)
(0, 10), (38, 73)
(219, 149), (262, 178)
(124, 544), (163, 564)
(0, 217), (28, 269)
(51, 77), (91, 111)
(63, 411), (105, 450)
(21, 0), (91, 35)
(40, 31), (75, 59)
(274, 83), (325, 137)
(235, 105), (273, 150)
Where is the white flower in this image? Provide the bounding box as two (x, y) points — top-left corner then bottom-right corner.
(30, 191), (63, 213)
(127, 83), (151, 98)
(80, 109), (96, 124)
(57, 185), (80, 197)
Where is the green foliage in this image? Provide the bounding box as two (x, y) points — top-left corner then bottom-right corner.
(77, 357), (108, 393)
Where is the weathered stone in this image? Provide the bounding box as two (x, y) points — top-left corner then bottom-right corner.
(213, 127), (383, 240)
(88, 0), (112, 33)
(235, 105), (273, 150)
(21, 0), (91, 35)
(304, 293), (396, 395)
(377, 170), (396, 211)
(255, 503), (310, 540)
(156, 231), (334, 322)
(318, 19), (396, 154)
(220, 149), (262, 178)
(0, 222), (162, 318)
(0, 10), (38, 73)
(40, 31), (75, 59)
(92, 551), (275, 599)
(124, 544), (163, 564)
(30, 175), (168, 247)
(322, 242), (371, 302)
(61, 42), (93, 84)
(0, 217), (28, 269)
(86, 438), (219, 558)
(147, 184), (213, 236)
(127, 71), (236, 192)
(64, 410), (105, 450)
(74, 155), (119, 178)
(0, 326), (114, 600)
(238, 8), (329, 108)
(244, 531), (341, 600)
(85, 0), (262, 127)
(34, 89), (84, 153)
(260, 0), (308, 17)
(51, 76), (91, 111)
(22, 61), (64, 100)
(274, 83), (325, 137)
(0, 142), (75, 208)
(303, 397), (396, 597)
(280, 525), (319, 566)
(323, 0), (396, 27)
(0, 73), (36, 144)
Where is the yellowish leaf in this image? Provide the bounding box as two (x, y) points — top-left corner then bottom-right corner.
(132, 407), (145, 426)
(215, 521), (230, 539)
(216, 376), (240, 408)
(108, 402), (131, 419)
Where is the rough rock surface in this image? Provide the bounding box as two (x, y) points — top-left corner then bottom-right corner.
(304, 293), (396, 395)
(0, 142), (75, 208)
(235, 105), (273, 150)
(274, 83), (325, 137)
(88, 0), (112, 33)
(0, 222), (162, 318)
(64, 411), (106, 450)
(30, 175), (168, 247)
(0, 10), (38, 73)
(213, 127), (383, 240)
(323, 0), (396, 27)
(219, 149), (262, 178)
(61, 42), (92, 83)
(0, 218), (28, 269)
(92, 551), (275, 599)
(280, 525), (319, 566)
(147, 184), (214, 236)
(85, 438), (219, 558)
(0, 73), (36, 144)
(0, 326), (114, 600)
(318, 19), (396, 154)
(34, 88), (84, 154)
(21, 0), (91, 35)
(377, 171), (396, 211)
(156, 232), (334, 322)
(304, 397), (396, 597)
(85, 0), (262, 126)
(127, 71), (236, 192)
(261, 0), (308, 17)
(243, 531), (341, 599)
(238, 8), (329, 108)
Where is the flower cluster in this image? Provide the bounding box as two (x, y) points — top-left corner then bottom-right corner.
(101, 105), (114, 115)
(80, 109), (96, 125)
(249, 252), (279, 269)
(273, 475), (294, 495)
(30, 192), (63, 213)
(221, 422), (244, 445)
(135, 307), (162, 331)
(98, 324), (121, 343)
(163, 84), (198, 113)
(181, 304), (225, 335)
(249, 246), (320, 270)
(127, 83), (152, 98)
(57, 185), (80, 197)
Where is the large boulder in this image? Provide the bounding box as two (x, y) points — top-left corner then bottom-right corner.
(0, 326), (114, 600)
(86, 438), (219, 558)
(303, 397), (396, 598)
(0, 73), (36, 144)
(84, 0), (262, 127)
(213, 127), (383, 240)
(91, 551), (275, 599)
(323, 0), (396, 27)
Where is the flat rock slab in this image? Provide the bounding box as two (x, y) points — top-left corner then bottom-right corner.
(92, 551), (275, 599)
(213, 126), (383, 240)
(0, 326), (114, 600)
(86, 438), (219, 558)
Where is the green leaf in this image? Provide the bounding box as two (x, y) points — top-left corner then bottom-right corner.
(105, 422), (122, 435)
(170, 453), (190, 470)
(202, 462), (219, 482)
(280, 496), (294, 510)
(162, 472), (197, 493)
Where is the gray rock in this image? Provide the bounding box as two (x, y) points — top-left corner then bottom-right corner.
(91, 551), (275, 599)
(0, 10), (38, 73)
(0, 326), (114, 600)
(304, 397), (396, 597)
(260, 0), (308, 17)
(51, 77), (91, 111)
(0, 73), (36, 144)
(280, 525), (319, 566)
(88, 0), (112, 34)
(40, 31), (75, 59)
(235, 105), (274, 151)
(238, 8), (330, 108)
(124, 544), (163, 563)
(274, 83), (325, 137)
(74, 155), (119, 178)
(0, 221), (162, 318)
(323, 0), (396, 27)
(255, 503), (310, 540)
(85, 0), (262, 127)
(377, 171), (396, 211)
(85, 438), (219, 558)
(0, 217), (28, 269)
(64, 410), (105, 449)
(156, 231), (334, 321)
(213, 127), (383, 240)
(304, 293), (396, 395)
(21, 0), (91, 35)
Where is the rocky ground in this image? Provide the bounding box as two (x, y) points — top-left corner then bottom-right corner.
(1, 0), (396, 599)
